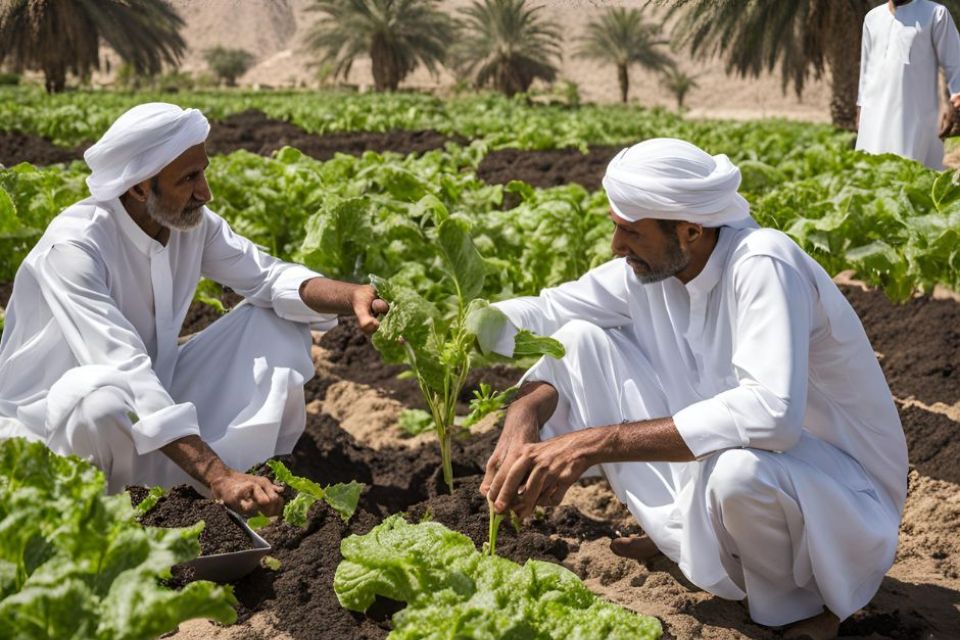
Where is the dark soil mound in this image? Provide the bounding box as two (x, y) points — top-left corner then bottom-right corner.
(206, 109), (463, 161)
(899, 405), (960, 485)
(0, 131), (86, 167)
(842, 286), (960, 405)
(135, 485), (254, 556)
(476, 146), (620, 191)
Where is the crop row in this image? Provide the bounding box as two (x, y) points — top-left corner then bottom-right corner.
(0, 86), (849, 161)
(2, 139), (958, 305)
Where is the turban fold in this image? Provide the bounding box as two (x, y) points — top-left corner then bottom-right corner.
(602, 138), (755, 228)
(84, 103), (210, 202)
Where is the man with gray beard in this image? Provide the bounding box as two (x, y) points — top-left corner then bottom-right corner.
(0, 103), (387, 517)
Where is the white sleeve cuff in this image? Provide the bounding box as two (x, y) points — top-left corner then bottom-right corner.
(131, 402), (202, 455)
(271, 266), (338, 330)
(673, 397), (746, 459)
(490, 301), (523, 357)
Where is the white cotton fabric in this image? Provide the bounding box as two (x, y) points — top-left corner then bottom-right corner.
(0, 198), (337, 488)
(602, 138), (753, 228)
(490, 226), (908, 624)
(857, 0), (960, 169)
(84, 103), (211, 201)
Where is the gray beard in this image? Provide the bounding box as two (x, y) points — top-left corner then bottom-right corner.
(145, 191), (203, 231)
(634, 252), (691, 284)
(631, 238), (691, 284)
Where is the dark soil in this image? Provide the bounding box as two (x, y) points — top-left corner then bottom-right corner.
(205, 109), (464, 161)
(476, 145), (620, 191)
(899, 405), (960, 485)
(135, 485), (254, 556)
(842, 286), (960, 405)
(0, 131), (88, 167)
(1, 109), (461, 167)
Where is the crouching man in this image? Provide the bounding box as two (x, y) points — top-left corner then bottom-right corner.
(475, 138), (908, 639)
(0, 103), (386, 516)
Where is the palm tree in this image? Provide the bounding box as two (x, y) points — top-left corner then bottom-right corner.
(0, 0), (185, 93)
(660, 67), (699, 110)
(453, 0), (562, 97)
(576, 7), (672, 104)
(304, 0), (455, 92)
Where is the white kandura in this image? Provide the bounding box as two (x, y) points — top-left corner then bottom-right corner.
(857, 0), (960, 169)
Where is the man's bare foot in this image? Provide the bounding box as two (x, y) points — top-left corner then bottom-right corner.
(783, 609), (840, 640)
(609, 535), (661, 562)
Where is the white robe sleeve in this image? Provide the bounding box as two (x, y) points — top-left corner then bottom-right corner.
(673, 256), (812, 457)
(933, 4), (960, 98)
(858, 17), (872, 107)
(36, 242), (202, 454)
(490, 258), (632, 356)
(200, 211), (337, 329)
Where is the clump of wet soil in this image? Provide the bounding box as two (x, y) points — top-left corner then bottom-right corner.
(205, 109), (464, 161)
(133, 485), (254, 556)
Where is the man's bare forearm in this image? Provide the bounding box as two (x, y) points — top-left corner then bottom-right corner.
(578, 418), (695, 466)
(161, 435), (233, 487)
(508, 381), (694, 464)
(299, 277), (365, 315)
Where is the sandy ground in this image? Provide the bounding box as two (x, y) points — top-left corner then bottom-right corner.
(93, 0), (832, 121)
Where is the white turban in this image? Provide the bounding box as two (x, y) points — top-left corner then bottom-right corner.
(84, 103), (210, 202)
(602, 138), (755, 228)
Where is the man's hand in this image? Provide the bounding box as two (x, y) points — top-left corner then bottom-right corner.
(351, 284), (389, 335)
(486, 431), (597, 520)
(210, 470), (284, 517)
(951, 93), (960, 110)
(300, 278), (388, 334)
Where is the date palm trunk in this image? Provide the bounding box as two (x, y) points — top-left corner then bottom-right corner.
(618, 63), (629, 103)
(825, 3), (863, 131)
(370, 35), (402, 91)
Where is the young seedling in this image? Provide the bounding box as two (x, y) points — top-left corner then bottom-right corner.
(266, 460), (363, 526)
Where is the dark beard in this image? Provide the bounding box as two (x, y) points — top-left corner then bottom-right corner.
(892, 0), (912, 6)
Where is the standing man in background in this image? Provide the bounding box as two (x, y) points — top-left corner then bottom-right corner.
(857, 0), (960, 169)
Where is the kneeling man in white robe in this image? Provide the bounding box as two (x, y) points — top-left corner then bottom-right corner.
(0, 103), (387, 517)
(476, 139), (908, 639)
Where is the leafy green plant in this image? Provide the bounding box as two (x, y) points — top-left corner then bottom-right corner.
(266, 460), (363, 526)
(463, 383), (517, 429)
(334, 515), (663, 639)
(0, 437), (237, 639)
(370, 201), (565, 493)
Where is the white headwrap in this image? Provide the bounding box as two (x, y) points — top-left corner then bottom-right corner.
(602, 138), (755, 228)
(84, 103), (210, 202)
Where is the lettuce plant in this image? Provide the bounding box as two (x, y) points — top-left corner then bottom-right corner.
(334, 515), (662, 639)
(0, 437), (237, 640)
